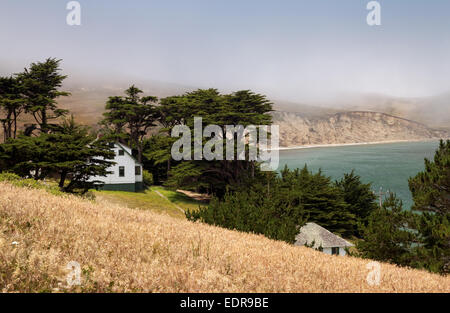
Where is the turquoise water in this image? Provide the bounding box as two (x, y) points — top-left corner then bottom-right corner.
(277, 141), (440, 210)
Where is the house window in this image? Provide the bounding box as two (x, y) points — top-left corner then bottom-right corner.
(118, 149), (125, 156)
(331, 247), (340, 255)
(135, 166), (141, 175)
(108, 142), (115, 148)
(119, 166), (125, 177)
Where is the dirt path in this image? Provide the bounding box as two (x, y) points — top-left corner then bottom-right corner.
(154, 190), (185, 213)
(176, 189), (211, 202)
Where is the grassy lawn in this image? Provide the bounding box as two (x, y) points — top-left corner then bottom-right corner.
(94, 186), (203, 219)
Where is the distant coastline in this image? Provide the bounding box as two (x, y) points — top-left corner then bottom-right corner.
(273, 138), (444, 151)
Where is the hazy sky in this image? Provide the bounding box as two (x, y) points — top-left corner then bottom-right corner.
(1, 0), (449, 103)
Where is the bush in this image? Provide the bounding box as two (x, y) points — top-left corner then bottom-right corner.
(0, 172), (22, 182)
(143, 170), (153, 186)
(0, 173), (63, 196)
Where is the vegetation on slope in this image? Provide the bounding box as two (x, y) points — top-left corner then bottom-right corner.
(357, 140), (450, 274)
(1, 183), (449, 293)
(94, 186), (201, 219)
(187, 166), (376, 243)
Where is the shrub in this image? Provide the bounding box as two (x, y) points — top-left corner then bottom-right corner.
(0, 172), (63, 196)
(143, 170), (153, 186)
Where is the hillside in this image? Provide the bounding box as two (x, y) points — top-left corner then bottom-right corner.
(331, 92), (450, 131)
(58, 82), (194, 126)
(1, 182), (448, 292)
(57, 87), (449, 148)
(273, 111), (449, 148)
(7, 84), (445, 148)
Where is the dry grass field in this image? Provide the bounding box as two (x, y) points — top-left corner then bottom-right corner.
(0, 182), (449, 293)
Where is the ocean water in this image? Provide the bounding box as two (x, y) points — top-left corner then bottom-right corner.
(277, 141), (441, 210)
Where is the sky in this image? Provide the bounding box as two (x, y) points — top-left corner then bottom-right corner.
(0, 0), (449, 103)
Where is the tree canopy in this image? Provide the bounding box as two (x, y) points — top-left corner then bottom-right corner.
(187, 166), (372, 242)
(101, 85), (158, 163)
(0, 116), (114, 194)
(18, 58), (69, 134)
(409, 139), (450, 274)
(357, 140), (450, 274)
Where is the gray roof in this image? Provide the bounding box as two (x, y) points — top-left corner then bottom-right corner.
(294, 222), (353, 249)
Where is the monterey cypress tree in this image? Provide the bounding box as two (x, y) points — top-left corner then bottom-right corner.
(335, 171), (378, 237)
(280, 165), (355, 237)
(409, 140), (449, 215)
(18, 58), (69, 134)
(154, 96), (189, 176)
(409, 139), (450, 274)
(356, 140), (449, 274)
(356, 193), (415, 266)
(154, 89), (273, 195)
(101, 85), (158, 163)
(0, 76), (24, 141)
(0, 116), (114, 194)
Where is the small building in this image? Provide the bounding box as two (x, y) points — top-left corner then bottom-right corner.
(294, 222), (353, 256)
(90, 142), (144, 192)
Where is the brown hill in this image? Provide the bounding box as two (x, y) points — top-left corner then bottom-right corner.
(272, 111), (448, 148)
(331, 93), (450, 131)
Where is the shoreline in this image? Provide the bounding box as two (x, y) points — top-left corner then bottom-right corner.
(272, 138), (443, 151)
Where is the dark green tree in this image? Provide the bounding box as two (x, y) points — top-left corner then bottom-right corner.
(143, 135), (178, 184)
(409, 140), (449, 214)
(409, 139), (450, 274)
(280, 165), (355, 236)
(156, 89), (273, 196)
(186, 170), (305, 243)
(154, 95), (190, 176)
(0, 76), (24, 141)
(335, 171), (378, 237)
(187, 166), (356, 242)
(356, 192), (416, 266)
(18, 58), (69, 134)
(0, 116), (114, 194)
(101, 85), (158, 163)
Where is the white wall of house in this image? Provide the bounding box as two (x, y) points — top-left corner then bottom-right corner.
(89, 143), (142, 184)
(322, 247), (347, 256)
(322, 248), (332, 255)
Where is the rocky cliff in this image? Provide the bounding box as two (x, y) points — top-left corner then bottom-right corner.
(272, 111), (449, 148)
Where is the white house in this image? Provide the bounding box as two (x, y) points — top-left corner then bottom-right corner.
(294, 222), (353, 256)
(90, 142), (144, 192)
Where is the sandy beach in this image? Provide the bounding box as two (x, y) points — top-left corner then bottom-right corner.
(272, 138), (444, 151)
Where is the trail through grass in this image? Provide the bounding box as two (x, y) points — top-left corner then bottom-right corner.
(94, 186), (201, 218)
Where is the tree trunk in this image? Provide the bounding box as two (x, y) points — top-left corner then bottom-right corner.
(167, 158), (171, 177)
(34, 167), (40, 180)
(59, 171), (67, 188)
(41, 109), (47, 133)
(13, 110), (17, 139)
(2, 111), (13, 141)
(2, 123), (7, 142)
(137, 144), (143, 164)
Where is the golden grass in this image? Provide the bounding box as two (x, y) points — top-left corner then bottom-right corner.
(1, 182), (449, 292)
